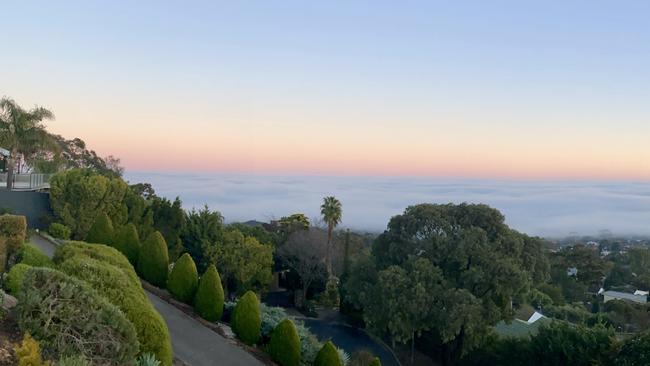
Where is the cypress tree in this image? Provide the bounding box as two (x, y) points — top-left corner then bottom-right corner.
(315, 341), (342, 366)
(194, 265), (225, 321)
(231, 291), (261, 345)
(167, 253), (199, 303)
(113, 223), (140, 266)
(85, 212), (114, 245)
(137, 231), (169, 287)
(269, 319), (301, 366)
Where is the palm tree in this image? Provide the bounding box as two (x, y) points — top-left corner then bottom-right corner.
(0, 98), (55, 190)
(320, 196), (342, 276)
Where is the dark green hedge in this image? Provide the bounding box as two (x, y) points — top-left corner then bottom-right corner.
(137, 231), (169, 288)
(48, 223), (71, 240)
(113, 223), (140, 266)
(16, 267), (139, 363)
(315, 341), (342, 366)
(5, 263), (31, 294)
(0, 214), (26, 273)
(268, 319), (301, 366)
(54, 242), (172, 366)
(19, 243), (53, 268)
(167, 253), (198, 303)
(194, 264), (225, 321)
(85, 212), (114, 245)
(232, 291), (261, 345)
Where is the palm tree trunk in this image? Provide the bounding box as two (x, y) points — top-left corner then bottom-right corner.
(326, 224), (333, 276)
(5, 153), (16, 190)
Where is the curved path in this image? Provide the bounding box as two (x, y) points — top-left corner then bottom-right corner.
(30, 234), (264, 366)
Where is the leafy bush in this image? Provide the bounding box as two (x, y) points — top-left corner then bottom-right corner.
(615, 331), (650, 366)
(349, 351), (376, 366)
(369, 357), (381, 366)
(56, 356), (90, 366)
(318, 277), (340, 308)
(19, 244), (53, 268)
(0, 214), (27, 273)
(48, 223), (71, 240)
(113, 223), (140, 265)
(14, 333), (50, 366)
(136, 353), (161, 366)
(315, 341), (342, 366)
(268, 319), (301, 366)
(231, 291), (261, 345)
(6, 263), (31, 294)
(194, 264), (224, 321)
(137, 231), (169, 288)
(168, 253), (198, 303)
(49, 169), (129, 239)
(16, 267), (139, 363)
(85, 212), (114, 245)
(54, 242), (173, 366)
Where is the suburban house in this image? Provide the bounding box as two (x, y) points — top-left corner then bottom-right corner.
(567, 267), (578, 277)
(603, 290), (648, 304)
(495, 310), (551, 338)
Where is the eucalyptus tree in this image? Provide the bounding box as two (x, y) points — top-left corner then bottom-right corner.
(320, 196), (342, 275)
(0, 97), (56, 190)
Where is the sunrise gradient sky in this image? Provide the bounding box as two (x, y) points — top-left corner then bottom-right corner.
(2, 1), (650, 179)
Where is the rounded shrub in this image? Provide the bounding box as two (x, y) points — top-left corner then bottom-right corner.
(315, 341), (342, 366)
(231, 291), (262, 345)
(0, 214), (27, 273)
(85, 212), (114, 245)
(194, 265), (225, 321)
(137, 231), (169, 288)
(17, 267), (139, 363)
(5, 263), (31, 294)
(268, 319), (301, 366)
(167, 253), (198, 303)
(113, 223), (140, 266)
(55, 243), (172, 366)
(19, 244), (53, 268)
(369, 357), (381, 366)
(48, 222), (71, 240)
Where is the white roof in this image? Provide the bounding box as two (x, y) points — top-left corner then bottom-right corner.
(634, 290), (649, 296)
(527, 311), (546, 324)
(603, 290), (647, 303)
(0, 147), (9, 157)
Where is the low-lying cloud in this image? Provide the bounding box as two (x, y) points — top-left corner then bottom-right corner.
(125, 172), (650, 238)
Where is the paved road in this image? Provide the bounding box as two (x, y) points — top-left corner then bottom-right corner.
(30, 234), (263, 366)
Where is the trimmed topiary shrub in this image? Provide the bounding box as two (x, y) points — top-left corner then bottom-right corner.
(48, 223), (71, 240)
(194, 265), (225, 321)
(369, 357), (381, 366)
(57, 356), (91, 366)
(19, 244), (53, 268)
(231, 291), (261, 345)
(0, 214), (27, 273)
(137, 231), (169, 288)
(167, 253), (198, 303)
(113, 223), (140, 266)
(5, 263), (31, 295)
(315, 341), (342, 366)
(85, 212), (114, 245)
(268, 319), (301, 366)
(16, 267), (139, 363)
(54, 242), (173, 366)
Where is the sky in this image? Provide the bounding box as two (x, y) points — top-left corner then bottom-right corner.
(2, 1), (650, 179)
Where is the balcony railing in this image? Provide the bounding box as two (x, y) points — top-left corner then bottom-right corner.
(0, 173), (52, 190)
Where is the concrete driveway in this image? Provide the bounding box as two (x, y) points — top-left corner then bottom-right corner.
(29, 234), (264, 366)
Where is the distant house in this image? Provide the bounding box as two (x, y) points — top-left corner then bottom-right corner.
(495, 311), (551, 338)
(634, 290), (649, 296)
(603, 290), (647, 304)
(567, 267), (578, 277)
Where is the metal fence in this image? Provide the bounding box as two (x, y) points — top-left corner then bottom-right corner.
(0, 173), (52, 190)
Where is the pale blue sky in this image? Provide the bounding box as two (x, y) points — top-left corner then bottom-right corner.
(2, 1), (650, 178)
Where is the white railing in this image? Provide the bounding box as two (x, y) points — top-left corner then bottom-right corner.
(0, 173), (52, 190)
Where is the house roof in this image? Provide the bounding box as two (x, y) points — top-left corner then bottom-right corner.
(603, 290), (647, 303)
(0, 147), (9, 157)
(494, 317), (551, 338)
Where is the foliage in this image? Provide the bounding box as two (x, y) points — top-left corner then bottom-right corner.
(14, 333), (51, 366)
(168, 253), (199, 303)
(315, 341), (342, 366)
(231, 291), (262, 345)
(47, 223), (70, 240)
(194, 264), (225, 321)
(113, 223), (140, 266)
(123, 186), (155, 241)
(181, 205), (223, 271)
(46, 135), (123, 177)
(0, 214), (27, 273)
(17, 267), (139, 363)
(319, 276), (341, 308)
(6, 263), (31, 294)
(56, 356), (90, 366)
(228, 222), (279, 247)
(19, 244), (53, 268)
(349, 351), (375, 366)
(54, 242), (172, 365)
(49, 169), (128, 239)
(149, 197), (185, 259)
(321, 196), (342, 275)
(136, 353), (162, 366)
(277, 214), (310, 241)
(617, 331), (650, 366)
(205, 229), (273, 295)
(369, 358), (381, 366)
(85, 212), (114, 245)
(268, 319), (301, 366)
(137, 231), (170, 288)
(0, 98), (56, 190)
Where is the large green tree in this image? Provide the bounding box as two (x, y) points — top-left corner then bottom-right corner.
(0, 97), (56, 190)
(150, 196), (186, 259)
(181, 205), (223, 271)
(321, 196), (342, 275)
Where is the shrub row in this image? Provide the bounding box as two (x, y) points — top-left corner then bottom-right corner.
(0, 214), (26, 273)
(53, 242), (172, 366)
